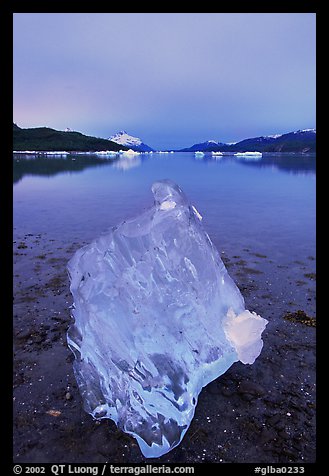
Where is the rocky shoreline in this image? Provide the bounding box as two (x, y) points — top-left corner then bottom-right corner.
(13, 231), (316, 464)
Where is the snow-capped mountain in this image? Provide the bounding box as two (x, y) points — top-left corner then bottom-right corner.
(180, 129), (316, 153)
(108, 131), (154, 152)
(180, 139), (227, 152)
(295, 128), (316, 134)
(235, 129), (316, 152)
(241, 129), (316, 143)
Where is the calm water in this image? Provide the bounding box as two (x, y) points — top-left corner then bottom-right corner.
(13, 152), (315, 263)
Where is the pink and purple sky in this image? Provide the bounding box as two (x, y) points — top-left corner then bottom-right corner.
(13, 13), (316, 150)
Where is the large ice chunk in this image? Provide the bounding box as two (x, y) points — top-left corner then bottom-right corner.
(67, 179), (268, 458)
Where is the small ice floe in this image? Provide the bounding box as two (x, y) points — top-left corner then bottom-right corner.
(121, 149), (140, 157)
(211, 151), (223, 156)
(44, 151), (69, 156)
(94, 150), (119, 157)
(13, 150), (69, 156)
(194, 151), (205, 157)
(234, 151), (262, 158)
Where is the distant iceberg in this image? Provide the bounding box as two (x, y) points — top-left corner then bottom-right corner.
(120, 149), (141, 157)
(95, 151), (119, 157)
(13, 150), (69, 156)
(44, 151), (69, 156)
(194, 151), (205, 157)
(211, 151), (223, 156)
(234, 151), (262, 158)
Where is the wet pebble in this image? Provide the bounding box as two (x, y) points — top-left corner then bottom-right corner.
(206, 381), (221, 395)
(267, 413), (281, 427)
(238, 381), (266, 397)
(221, 387), (234, 397)
(259, 427), (277, 444)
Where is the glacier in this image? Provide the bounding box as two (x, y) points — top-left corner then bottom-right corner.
(67, 179), (268, 458)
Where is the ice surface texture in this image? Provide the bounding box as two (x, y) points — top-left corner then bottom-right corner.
(67, 180), (268, 458)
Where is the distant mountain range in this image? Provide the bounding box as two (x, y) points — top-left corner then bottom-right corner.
(180, 129), (316, 153)
(13, 124), (128, 152)
(108, 130), (154, 152)
(13, 124), (316, 154)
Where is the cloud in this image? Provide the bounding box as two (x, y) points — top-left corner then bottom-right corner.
(13, 13), (316, 149)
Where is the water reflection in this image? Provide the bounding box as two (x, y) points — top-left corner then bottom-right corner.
(13, 152), (315, 184)
(13, 154), (130, 184)
(192, 153), (315, 174)
(13, 151), (315, 263)
(113, 155), (142, 171)
(237, 154), (316, 174)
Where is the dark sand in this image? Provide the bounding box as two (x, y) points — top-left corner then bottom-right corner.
(13, 232), (316, 464)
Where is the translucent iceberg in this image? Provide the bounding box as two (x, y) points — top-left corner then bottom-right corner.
(67, 179), (268, 458)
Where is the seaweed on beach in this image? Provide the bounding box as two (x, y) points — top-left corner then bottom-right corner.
(283, 310), (316, 327)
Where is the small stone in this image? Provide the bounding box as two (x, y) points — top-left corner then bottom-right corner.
(46, 409), (61, 417)
(259, 427), (277, 444)
(282, 447), (298, 459)
(238, 380), (266, 397)
(274, 420), (285, 431)
(17, 329), (31, 340)
(267, 414), (281, 427)
(206, 381), (221, 395)
(221, 387), (234, 397)
(278, 429), (290, 439)
(65, 392), (72, 401)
